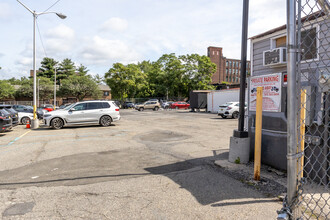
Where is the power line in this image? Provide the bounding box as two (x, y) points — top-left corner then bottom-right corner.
(43, 0), (61, 13)
(36, 18), (48, 58)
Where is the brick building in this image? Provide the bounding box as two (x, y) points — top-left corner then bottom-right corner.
(207, 46), (251, 86)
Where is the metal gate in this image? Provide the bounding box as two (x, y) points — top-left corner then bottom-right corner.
(280, 0), (330, 219)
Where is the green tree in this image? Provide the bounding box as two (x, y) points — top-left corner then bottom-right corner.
(138, 60), (157, 97)
(156, 53), (185, 98)
(0, 80), (15, 100)
(59, 75), (101, 101)
(5, 77), (22, 85)
(179, 54), (216, 96)
(105, 63), (146, 102)
(57, 58), (76, 83)
(38, 77), (54, 100)
(15, 78), (33, 98)
(76, 64), (89, 76)
(92, 74), (105, 85)
(38, 57), (58, 79)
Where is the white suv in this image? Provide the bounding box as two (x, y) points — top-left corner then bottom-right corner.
(217, 102), (246, 119)
(44, 101), (120, 129)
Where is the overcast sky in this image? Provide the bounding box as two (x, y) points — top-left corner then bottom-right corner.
(0, 0), (286, 79)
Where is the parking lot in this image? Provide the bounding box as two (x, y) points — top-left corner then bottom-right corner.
(0, 109), (281, 219)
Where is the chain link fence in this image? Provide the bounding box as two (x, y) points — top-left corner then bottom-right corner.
(282, 0), (329, 219)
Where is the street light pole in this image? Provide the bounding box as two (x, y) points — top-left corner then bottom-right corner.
(54, 68), (56, 109)
(17, 0), (66, 128)
(33, 12), (37, 127)
(38, 78), (40, 107)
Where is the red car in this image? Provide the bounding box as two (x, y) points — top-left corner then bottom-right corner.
(170, 102), (190, 110)
(41, 104), (55, 112)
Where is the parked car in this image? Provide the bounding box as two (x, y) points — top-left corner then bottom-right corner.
(59, 103), (72, 109)
(40, 104), (55, 112)
(43, 100), (120, 129)
(122, 102), (135, 109)
(12, 105), (44, 119)
(0, 105), (18, 127)
(17, 112), (33, 125)
(0, 109), (12, 132)
(161, 101), (174, 109)
(217, 102), (247, 119)
(134, 101), (160, 111)
(170, 102), (190, 110)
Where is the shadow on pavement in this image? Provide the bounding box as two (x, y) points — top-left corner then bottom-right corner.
(144, 154), (272, 205)
(0, 149), (281, 206)
(36, 124), (116, 131)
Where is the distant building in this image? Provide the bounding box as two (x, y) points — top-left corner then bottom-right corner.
(207, 46), (251, 86)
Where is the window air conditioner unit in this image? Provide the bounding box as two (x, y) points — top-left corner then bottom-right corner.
(263, 47), (287, 66)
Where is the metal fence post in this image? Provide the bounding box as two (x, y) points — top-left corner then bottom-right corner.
(286, 0), (299, 217)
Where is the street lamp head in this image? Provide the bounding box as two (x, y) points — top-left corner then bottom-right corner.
(56, 13), (67, 19)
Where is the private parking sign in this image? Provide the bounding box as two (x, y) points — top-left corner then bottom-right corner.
(249, 73), (282, 112)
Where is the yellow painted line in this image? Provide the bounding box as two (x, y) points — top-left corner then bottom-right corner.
(6, 130), (32, 146)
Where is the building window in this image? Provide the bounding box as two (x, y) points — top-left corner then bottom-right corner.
(226, 61), (228, 67)
(213, 51), (215, 55)
(229, 61), (232, 67)
(226, 69), (228, 74)
(217, 51), (219, 55)
(276, 36), (286, 48)
(301, 27), (317, 61)
(229, 69), (232, 74)
(104, 91), (109, 96)
(226, 76), (228, 81)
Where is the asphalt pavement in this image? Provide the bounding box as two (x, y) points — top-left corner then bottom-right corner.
(0, 109), (282, 219)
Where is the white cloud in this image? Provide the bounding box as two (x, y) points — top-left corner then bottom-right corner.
(45, 24), (75, 53)
(0, 67), (27, 80)
(101, 17), (128, 32)
(15, 57), (32, 66)
(45, 24), (75, 39)
(249, 0), (286, 36)
(81, 36), (141, 64)
(0, 3), (10, 19)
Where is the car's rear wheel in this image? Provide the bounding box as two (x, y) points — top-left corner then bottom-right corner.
(139, 107), (144, 111)
(51, 118), (64, 129)
(21, 117), (30, 125)
(154, 106), (159, 111)
(100, 115), (112, 127)
(232, 111), (239, 119)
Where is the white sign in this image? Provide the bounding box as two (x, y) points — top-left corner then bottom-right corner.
(249, 73), (282, 112)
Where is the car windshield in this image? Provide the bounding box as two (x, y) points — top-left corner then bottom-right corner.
(64, 104), (74, 110)
(220, 102), (234, 107)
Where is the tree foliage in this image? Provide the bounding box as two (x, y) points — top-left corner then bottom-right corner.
(104, 53), (216, 99)
(0, 80), (15, 100)
(57, 58), (76, 83)
(14, 77), (53, 100)
(59, 75), (101, 101)
(76, 64), (89, 76)
(38, 57), (58, 79)
(105, 63), (144, 101)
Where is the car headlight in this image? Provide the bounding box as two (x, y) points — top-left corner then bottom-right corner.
(44, 114), (51, 117)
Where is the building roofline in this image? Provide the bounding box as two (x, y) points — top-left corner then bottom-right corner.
(249, 11), (326, 40)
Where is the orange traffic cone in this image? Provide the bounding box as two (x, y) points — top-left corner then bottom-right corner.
(26, 120), (30, 129)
